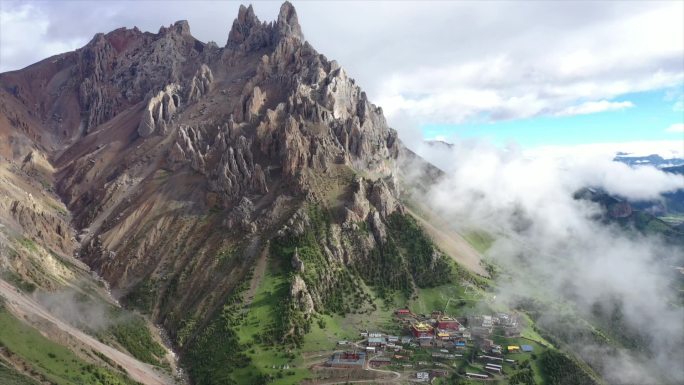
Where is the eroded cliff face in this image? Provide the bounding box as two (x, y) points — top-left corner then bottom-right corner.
(0, 0), (411, 373)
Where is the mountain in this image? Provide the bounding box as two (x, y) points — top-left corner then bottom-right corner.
(5, 3), (655, 385)
(573, 187), (684, 242)
(0, 3), (482, 384)
(613, 153), (684, 168)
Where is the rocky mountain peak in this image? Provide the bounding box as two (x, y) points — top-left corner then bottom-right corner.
(226, 1), (303, 51)
(276, 1), (303, 41)
(227, 4), (264, 48)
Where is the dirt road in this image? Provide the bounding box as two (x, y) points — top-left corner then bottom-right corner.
(0, 279), (174, 385)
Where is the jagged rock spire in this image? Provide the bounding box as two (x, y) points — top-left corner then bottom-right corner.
(227, 4), (262, 46)
(226, 1), (303, 51)
(276, 1), (303, 41)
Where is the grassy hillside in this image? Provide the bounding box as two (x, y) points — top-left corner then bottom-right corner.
(0, 362), (41, 385)
(0, 301), (138, 385)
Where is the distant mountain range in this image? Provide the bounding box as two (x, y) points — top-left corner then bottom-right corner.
(613, 153), (684, 169)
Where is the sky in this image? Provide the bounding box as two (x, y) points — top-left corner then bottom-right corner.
(1, 0), (682, 155)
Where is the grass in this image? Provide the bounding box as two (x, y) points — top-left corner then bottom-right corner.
(490, 335), (549, 384)
(106, 315), (167, 366)
(0, 362), (41, 385)
(17, 238), (38, 253)
(232, 258), (310, 385)
(0, 303), (137, 385)
(1, 270), (37, 293)
(461, 231), (495, 254)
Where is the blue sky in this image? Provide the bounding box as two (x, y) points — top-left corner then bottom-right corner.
(422, 87), (684, 148)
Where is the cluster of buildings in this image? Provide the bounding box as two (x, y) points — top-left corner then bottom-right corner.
(327, 351), (366, 369)
(397, 310), (472, 349)
(468, 312), (521, 339)
(325, 309), (526, 380)
(361, 332), (403, 353)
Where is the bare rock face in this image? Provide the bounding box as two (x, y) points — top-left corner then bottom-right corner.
(0, 4), (413, 378)
(186, 64), (214, 102)
(223, 196), (256, 232)
(290, 274), (315, 314)
(368, 210), (387, 243)
(9, 200), (72, 255)
(347, 176), (371, 222)
(226, 1), (303, 51)
(275, 1), (304, 41)
(246, 86), (266, 119)
(369, 179), (400, 218)
(138, 84), (181, 137)
(291, 248), (304, 273)
(75, 21), (205, 134)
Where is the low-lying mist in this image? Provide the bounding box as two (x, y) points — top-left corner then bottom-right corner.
(403, 138), (684, 384)
(36, 288), (121, 332)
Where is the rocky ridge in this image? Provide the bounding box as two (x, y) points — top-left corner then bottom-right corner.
(0, 2), (451, 383)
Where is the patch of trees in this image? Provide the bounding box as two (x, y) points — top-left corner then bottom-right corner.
(510, 360), (536, 385)
(184, 289), (251, 385)
(538, 350), (599, 385)
(386, 212), (452, 287)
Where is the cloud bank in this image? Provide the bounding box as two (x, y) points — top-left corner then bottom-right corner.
(405, 139), (684, 384)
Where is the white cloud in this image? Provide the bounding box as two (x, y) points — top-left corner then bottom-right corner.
(0, 3), (85, 71)
(554, 100), (634, 117)
(1, 1), (682, 125)
(526, 140), (684, 160)
(403, 137), (684, 383)
(665, 123), (684, 133)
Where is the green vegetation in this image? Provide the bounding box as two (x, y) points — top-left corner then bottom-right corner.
(538, 350), (600, 385)
(122, 279), (157, 314)
(510, 360), (537, 385)
(184, 288), (251, 385)
(1, 270), (36, 293)
(271, 206), (368, 333)
(0, 302), (137, 385)
(462, 230), (494, 254)
(107, 315), (167, 366)
(386, 212), (453, 287)
(0, 362), (40, 385)
(184, 257), (310, 385)
(17, 238), (38, 252)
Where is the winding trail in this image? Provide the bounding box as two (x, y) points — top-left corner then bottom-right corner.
(0, 279), (174, 385)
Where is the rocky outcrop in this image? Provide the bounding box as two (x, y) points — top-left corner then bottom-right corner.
(170, 123), (270, 206)
(78, 33), (119, 133)
(226, 1), (303, 51)
(223, 197), (256, 232)
(9, 200), (72, 255)
(291, 248), (304, 273)
(290, 274), (314, 314)
(246, 86), (266, 119)
(346, 176), (371, 222)
(369, 179), (400, 218)
(186, 64), (214, 102)
(138, 84), (181, 137)
(1, 4), (418, 382)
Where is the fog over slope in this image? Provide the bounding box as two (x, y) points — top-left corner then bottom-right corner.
(405, 138), (684, 384)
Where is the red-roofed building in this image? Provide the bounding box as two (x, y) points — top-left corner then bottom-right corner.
(437, 316), (461, 331)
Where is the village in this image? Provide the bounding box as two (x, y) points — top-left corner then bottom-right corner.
(321, 308), (539, 383)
